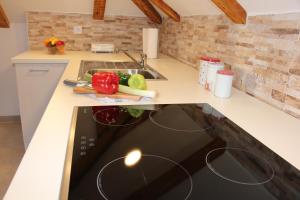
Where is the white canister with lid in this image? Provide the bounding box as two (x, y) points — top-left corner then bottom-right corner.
(198, 56), (221, 86)
(214, 70), (234, 98)
(206, 62), (224, 92)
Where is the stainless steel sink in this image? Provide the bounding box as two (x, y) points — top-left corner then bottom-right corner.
(78, 60), (167, 80)
(87, 69), (161, 79)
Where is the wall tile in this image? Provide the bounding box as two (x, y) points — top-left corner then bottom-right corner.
(27, 12), (300, 119)
(160, 13), (300, 119)
(27, 12), (157, 51)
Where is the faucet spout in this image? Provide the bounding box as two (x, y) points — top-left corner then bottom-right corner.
(139, 53), (147, 70)
(117, 49), (147, 70)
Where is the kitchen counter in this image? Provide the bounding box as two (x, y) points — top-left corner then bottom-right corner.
(5, 51), (300, 200)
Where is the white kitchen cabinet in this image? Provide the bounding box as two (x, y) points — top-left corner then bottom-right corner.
(15, 63), (66, 149)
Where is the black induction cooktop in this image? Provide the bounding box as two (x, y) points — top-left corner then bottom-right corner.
(61, 104), (300, 200)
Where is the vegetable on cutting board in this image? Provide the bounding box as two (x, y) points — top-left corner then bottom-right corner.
(117, 71), (131, 86)
(84, 72), (92, 83)
(118, 85), (156, 98)
(128, 74), (147, 90)
(73, 86), (142, 101)
(92, 72), (119, 94)
(85, 71), (157, 99)
(119, 73), (156, 98)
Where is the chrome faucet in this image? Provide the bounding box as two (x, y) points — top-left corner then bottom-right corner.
(116, 48), (147, 70)
(139, 53), (147, 70)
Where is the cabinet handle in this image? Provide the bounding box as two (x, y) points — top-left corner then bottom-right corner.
(29, 69), (49, 73)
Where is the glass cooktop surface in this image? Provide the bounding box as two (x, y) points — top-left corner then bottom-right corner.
(63, 104), (300, 200)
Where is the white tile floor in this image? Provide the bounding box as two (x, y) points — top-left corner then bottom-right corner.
(0, 120), (24, 199)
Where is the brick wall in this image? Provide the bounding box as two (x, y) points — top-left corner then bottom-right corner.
(160, 13), (300, 119)
(27, 12), (157, 51)
(27, 12), (300, 119)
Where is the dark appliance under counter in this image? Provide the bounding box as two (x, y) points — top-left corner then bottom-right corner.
(60, 104), (300, 200)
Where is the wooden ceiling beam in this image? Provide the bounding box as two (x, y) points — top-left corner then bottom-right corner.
(132, 0), (162, 24)
(0, 4), (9, 28)
(211, 0), (247, 24)
(93, 0), (106, 20)
(150, 0), (180, 22)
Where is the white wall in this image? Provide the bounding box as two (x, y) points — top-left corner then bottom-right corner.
(239, 0), (300, 16)
(0, 23), (28, 116)
(1, 0), (145, 23)
(165, 0), (300, 16)
(1, 0), (300, 23)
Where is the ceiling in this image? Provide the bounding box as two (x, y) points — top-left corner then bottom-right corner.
(1, 0), (300, 23)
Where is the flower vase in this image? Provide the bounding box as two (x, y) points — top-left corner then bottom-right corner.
(56, 46), (65, 54)
(47, 46), (57, 55)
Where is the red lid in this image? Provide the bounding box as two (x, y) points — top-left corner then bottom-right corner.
(200, 56), (221, 63)
(217, 69), (234, 76)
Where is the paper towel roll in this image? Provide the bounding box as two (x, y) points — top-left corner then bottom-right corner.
(143, 28), (159, 59)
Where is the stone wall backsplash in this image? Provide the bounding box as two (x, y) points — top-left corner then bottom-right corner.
(27, 12), (157, 51)
(160, 13), (300, 119)
(27, 12), (300, 119)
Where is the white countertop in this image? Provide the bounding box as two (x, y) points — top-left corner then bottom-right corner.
(5, 51), (300, 200)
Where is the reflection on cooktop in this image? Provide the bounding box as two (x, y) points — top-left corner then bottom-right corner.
(62, 104), (300, 200)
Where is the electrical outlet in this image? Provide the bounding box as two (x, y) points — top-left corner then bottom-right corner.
(73, 26), (83, 34)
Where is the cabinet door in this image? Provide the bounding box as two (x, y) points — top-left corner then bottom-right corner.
(15, 63), (66, 149)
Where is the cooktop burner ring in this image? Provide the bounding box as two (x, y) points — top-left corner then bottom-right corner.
(206, 147), (275, 186)
(149, 110), (213, 133)
(97, 154), (193, 200)
(93, 108), (142, 127)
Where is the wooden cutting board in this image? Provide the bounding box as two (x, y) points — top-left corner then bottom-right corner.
(73, 86), (142, 101)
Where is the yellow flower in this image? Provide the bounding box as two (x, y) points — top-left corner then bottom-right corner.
(50, 38), (59, 45)
(43, 37), (61, 47)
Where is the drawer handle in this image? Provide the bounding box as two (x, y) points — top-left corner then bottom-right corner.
(29, 69), (49, 73)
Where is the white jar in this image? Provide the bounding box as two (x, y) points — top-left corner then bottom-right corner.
(214, 70), (234, 98)
(199, 57), (221, 86)
(206, 62), (224, 92)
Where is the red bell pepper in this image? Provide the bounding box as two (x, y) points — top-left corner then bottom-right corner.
(92, 72), (120, 94)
